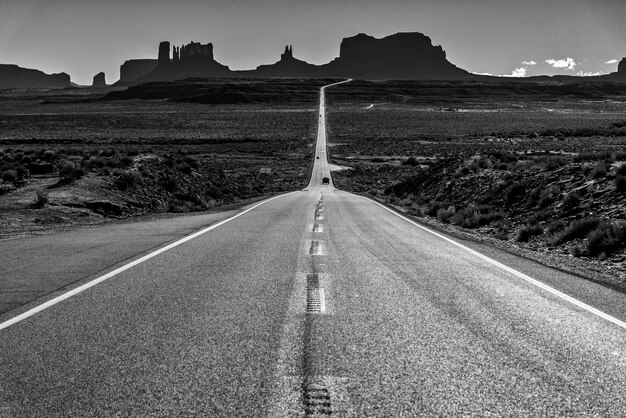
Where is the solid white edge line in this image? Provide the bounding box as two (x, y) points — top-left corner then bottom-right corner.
(319, 288), (326, 313)
(0, 192), (297, 331)
(363, 196), (626, 331)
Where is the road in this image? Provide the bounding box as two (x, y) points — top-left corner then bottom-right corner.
(1, 80), (626, 416)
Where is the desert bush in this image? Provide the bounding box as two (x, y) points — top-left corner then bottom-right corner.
(120, 156), (134, 167)
(528, 209), (551, 224)
(450, 205), (504, 228)
(402, 156), (419, 166)
(576, 151), (613, 163)
(513, 160), (532, 171)
(437, 206), (456, 223)
(590, 162), (607, 179)
(586, 222), (626, 257)
(515, 224), (543, 242)
(545, 220), (566, 235)
(454, 166), (471, 177)
(425, 201), (449, 217)
(538, 184), (560, 208)
(114, 170), (141, 191)
(540, 157), (568, 171)
(58, 160), (84, 182)
(614, 151), (626, 161)
(561, 191), (580, 212)
(615, 175), (626, 192)
(547, 217), (601, 246)
(33, 189), (48, 208)
(489, 151), (518, 164)
(159, 175), (179, 193)
(505, 183), (525, 204)
(1, 169), (17, 182)
(615, 163), (626, 176)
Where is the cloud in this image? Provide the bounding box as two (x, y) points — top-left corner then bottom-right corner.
(522, 60), (537, 66)
(502, 67), (527, 78)
(605, 59), (619, 64)
(471, 72), (493, 76)
(577, 70), (604, 77)
(545, 57), (577, 70)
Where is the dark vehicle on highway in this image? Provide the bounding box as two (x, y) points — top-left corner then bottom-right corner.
(322, 176), (330, 184)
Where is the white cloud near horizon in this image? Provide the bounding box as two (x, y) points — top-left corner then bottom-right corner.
(577, 70), (604, 76)
(522, 60), (537, 65)
(502, 67), (527, 77)
(605, 59), (618, 64)
(546, 57), (577, 70)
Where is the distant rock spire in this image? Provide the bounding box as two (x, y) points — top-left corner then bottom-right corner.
(619, 58), (626, 73)
(158, 41), (170, 66)
(92, 72), (106, 87)
(281, 45), (293, 60)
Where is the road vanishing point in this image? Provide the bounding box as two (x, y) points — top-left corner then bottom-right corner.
(1, 80), (626, 416)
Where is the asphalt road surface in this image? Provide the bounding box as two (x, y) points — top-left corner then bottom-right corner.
(1, 80), (625, 416)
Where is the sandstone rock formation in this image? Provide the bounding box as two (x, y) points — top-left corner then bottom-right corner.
(118, 59), (158, 85)
(619, 58), (626, 73)
(0, 64), (71, 89)
(322, 32), (469, 79)
(158, 41), (170, 67)
(131, 41), (230, 83)
(250, 45), (320, 77)
(92, 72), (106, 87)
(114, 32), (471, 84)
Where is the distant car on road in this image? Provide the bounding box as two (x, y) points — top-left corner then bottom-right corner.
(316, 156), (320, 159)
(322, 177), (330, 184)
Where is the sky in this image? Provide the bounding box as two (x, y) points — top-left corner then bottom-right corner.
(0, 0), (624, 85)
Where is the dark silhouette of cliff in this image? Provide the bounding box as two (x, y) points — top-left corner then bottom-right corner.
(320, 33), (469, 79)
(243, 45), (322, 77)
(115, 32), (471, 84)
(92, 72), (106, 87)
(118, 59), (158, 85)
(131, 41), (231, 84)
(619, 58), (626, 73)
(0, 64), (71, 89)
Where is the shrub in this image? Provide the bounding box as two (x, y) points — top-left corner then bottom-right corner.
(538, 184), (560, 208)
(120, 156), (134, 167)
(590, 162), (607, 179)
(455, 166), (471, 177)
(515, 224), (543, 242)
(425, 201), (448, 216)
(616, 175), (626, 192)
(586, 222), (626, 257)
(114, 170), (141, 191)
(1, 169), (17, 182)
(402, 156), (419, 166)
(545, 220), (566, 235)
(529, 209), (551, 224)
(450, 205), (504, 228)
(437, 206), (456, 223)
(525, 186), (542, 208)
(505, 183), (525, 204)
(561, 191), (580, 212)
(615, 163), (626, 176)
(576, 151), (613, 162)
(547, 217), (601, 246)
(159, 175), (179, 193)
(58, 160), (84, 182)
(34, 189), (48, 208)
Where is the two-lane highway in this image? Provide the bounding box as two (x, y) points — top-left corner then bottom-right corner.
(1, 80), (625, 416)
